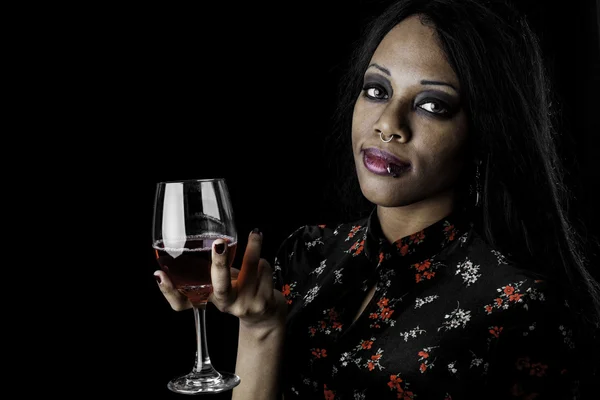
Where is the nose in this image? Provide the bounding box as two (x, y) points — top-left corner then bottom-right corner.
(373, 100), (411, 143)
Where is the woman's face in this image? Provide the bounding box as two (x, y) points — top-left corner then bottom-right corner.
(352, 15), (469, 208)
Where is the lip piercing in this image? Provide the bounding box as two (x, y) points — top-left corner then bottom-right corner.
(387, 164), (399, 178)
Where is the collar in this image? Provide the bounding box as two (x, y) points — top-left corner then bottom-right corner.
(362, 206), (472, 270)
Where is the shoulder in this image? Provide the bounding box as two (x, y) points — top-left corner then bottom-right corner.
(272, 218), (367, 301)
(443, 231), (585, 397)
(456, 228), (554, 293)
(444, 228), (573, 330)
(274, 218), (368, 258)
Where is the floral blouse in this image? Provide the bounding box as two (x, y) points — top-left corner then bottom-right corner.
(272, 207), (581, 399)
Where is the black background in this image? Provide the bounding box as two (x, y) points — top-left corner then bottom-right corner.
(79, 1), (600, 398)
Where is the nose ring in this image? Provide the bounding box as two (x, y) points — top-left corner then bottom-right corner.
(380, 131), (394, 143)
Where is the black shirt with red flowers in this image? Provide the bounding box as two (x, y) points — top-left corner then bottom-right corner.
(272, 207), (581, 399)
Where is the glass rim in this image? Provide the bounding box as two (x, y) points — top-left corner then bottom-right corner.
(156, 177), (226, 185)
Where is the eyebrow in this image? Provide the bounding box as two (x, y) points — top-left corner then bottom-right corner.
(368, 63), (391, 76)
(367, 63), (459, 93)
(420, 80), (458, 93)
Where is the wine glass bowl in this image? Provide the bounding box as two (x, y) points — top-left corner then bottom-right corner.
(154, 233), (237, 306)
(152, 178), (241, 394)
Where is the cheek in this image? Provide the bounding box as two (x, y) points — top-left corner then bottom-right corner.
(352, 98), (375, 142)
(426, 115), (469, 160)
(421, 133), (469, 176)
(351, 102), (362, 147)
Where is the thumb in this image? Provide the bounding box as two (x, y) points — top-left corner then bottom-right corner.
(154, 270), (191, 311)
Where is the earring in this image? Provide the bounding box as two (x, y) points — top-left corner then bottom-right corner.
(474, 159), (482, 208)
(468, 158), (482, 208)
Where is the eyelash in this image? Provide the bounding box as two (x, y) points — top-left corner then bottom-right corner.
(361, 84), (451, 116)
(363, 84), (389, 101)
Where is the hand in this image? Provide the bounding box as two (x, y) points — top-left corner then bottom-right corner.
(209, 229), (287, 330)
(153, 229), (287, 330)
(153, 271), (193, 312)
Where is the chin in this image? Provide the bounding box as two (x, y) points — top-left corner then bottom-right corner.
(357, 177), (421, 208)
(363, 192), (424, 208)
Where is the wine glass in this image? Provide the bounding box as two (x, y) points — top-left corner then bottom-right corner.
(152, 178), (241, 394)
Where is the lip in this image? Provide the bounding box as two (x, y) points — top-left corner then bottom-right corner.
(364, 147), (411, 167)
(362, 147), (412, 177)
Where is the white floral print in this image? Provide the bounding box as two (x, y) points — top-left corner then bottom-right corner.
(398, 326), (427, 342)
(414, 295), (439, 309)
(334, 268), (344, 284)
(303, 285), (320, 307)
(438, 302), (471, 332)
(310, 259), (327, 277)
(455, 257), (481, 287)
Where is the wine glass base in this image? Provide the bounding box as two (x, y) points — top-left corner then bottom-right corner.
(168, 371), (241, 395)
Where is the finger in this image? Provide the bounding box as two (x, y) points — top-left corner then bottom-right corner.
(154, 270), (191, 311)
(237, 228), (263, 289)
(256, 258), (274, 298)
(210, 238), (234, 304)
(230, 267), (240, 283)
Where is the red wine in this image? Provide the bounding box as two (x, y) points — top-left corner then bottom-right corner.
(153, 234), (237, 305)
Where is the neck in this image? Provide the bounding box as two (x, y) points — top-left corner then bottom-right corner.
(376, 188), (456, 244)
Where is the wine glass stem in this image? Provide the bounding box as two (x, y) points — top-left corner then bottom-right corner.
(193, 304), (220, 377)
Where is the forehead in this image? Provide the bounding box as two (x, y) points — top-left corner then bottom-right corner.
(370, 15), (457, 83)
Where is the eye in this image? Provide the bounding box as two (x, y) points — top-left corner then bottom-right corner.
(418, 100), (449, 115)
(363, 85), (389, 100)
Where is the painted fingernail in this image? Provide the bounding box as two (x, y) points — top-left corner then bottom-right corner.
(215, 242), (225, 255)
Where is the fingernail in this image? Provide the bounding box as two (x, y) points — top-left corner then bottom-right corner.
(251, 228), (261, 236)
(155, 274), (161, 284)
(215, 242), (225, 255)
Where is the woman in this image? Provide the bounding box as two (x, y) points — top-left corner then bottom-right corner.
(154, 0), (600, 398)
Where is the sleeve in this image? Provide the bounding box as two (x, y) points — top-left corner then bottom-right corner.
(481, 280), (583, 400)
(272, 224), (326, 309)
(272, 225), (305, 308)
(271, 224), (329, 400)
